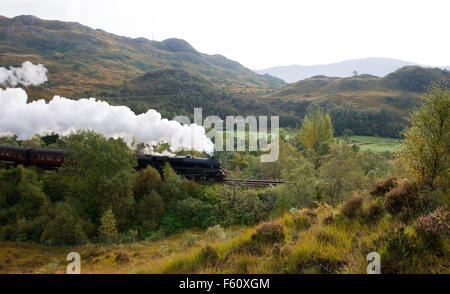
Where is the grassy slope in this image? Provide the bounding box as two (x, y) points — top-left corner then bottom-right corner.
(344, 136), (403, 153)
(1, 204), (447, 274)
(265, 67), (450, 116)
(0, 15), (285, 99)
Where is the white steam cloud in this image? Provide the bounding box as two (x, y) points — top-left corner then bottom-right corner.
(0, 61), (48, 87)
(0, 88), (214, 154)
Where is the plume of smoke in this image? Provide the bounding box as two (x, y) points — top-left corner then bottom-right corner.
(0, 61), (48, 87)
(0, 88), (214, 154)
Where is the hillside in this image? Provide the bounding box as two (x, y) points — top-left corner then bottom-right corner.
(0, 15), (285, 99)
(255, 57), (429, 83)
(267, 66), (450, 115)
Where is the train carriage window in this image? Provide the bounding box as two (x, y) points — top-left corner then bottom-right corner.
(40, 153), (45, 160)
(56, 156), (62, 162)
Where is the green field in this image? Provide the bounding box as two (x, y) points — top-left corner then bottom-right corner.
(338, 135), (403, 154)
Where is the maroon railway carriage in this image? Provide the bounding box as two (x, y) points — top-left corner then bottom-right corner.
(0, 145), (30, 165)
(0, 144), (65, 169)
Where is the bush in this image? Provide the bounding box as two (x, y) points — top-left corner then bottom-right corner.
(369, 177), (397, 197)
(115, 252), (130, 264)
(300, 208), (317, 218)
(293, 214), (313, 230)
(340, 195), (363, 218)
(363, 201), (385, 222)
(384, 181), (423, 220)
(322, 214), (334, 225)
(182, 231), (200, 247)
(198, 245), (219, 267)
(373, 226), (420, 273)
(251, 222), (285, 245)
(414, 206), (449, 247)
(98, 208), (119, 244)
(40, 204), (87, 246)
(205, 225), (226, 242)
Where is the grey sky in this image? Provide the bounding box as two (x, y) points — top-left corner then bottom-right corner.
(1, 0), (449, 69)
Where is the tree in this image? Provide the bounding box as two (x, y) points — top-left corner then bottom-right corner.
(297, 104), (333, 150)
(134, 165), (162, 200)
(401, 84), (450, 186)
(62, 130), (137, 227)
(135, 190), (165, 232)
(318, 145), (365, 206)
(98, 208), (118, 244)
(159, 163), (188, 203)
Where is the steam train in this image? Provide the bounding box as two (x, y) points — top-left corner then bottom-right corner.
(0, 144), (227, 181)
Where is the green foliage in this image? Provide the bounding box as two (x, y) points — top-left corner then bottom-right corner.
(41, 203), (87, 246)
(251, 222), (285, 245)
(205, 225), (226, 242)
(134, 165), (162, 199)
(318, 145), (366, 206)
(62, 130), (136, 229)
(401, 84), (450, 186)
(135, 190), (165, 233)
(297, 104), (333, 150)
(98, 208), (119, 244)
(159, 163), (188, 203)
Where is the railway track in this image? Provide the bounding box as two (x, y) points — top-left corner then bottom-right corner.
(222, 178), (286, 187)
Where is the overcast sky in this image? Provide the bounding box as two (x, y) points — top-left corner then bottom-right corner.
(1, 0), (449, 69)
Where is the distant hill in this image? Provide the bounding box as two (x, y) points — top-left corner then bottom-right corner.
(0, 15), (285, 99)
(255, 57), (436, 83)
(267, 66), (450, 114)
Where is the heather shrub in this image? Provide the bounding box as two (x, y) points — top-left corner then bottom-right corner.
(362, 201), (385, 222)
(251, 222), (285, 245)
(340, 195), (363, 218)
(369, 177), (397, 197)
(300, 208), (317, 218)
(322, 214), (334, 225)
(293, 214), (313, 230)
(115, 252), (130, 264)
(384, 181), (423, 221)
(198, 245), (219, 267)
(414, 206), (449, 247)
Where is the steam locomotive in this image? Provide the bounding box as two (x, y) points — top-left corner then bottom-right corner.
(0, 144), (227, 181)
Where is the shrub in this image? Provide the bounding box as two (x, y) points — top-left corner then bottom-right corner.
(293, 214), (313, 230)
(363, 201), (385, 222)
(384, 181), (423, 220)
(205, 225), (226, 242)
(40, 204), (87, 246)
(198, 245), (219, 267)
(98, 208), (119, 244)
(251, 222), (285, 245)
(300, 208), (317, 218)
(182, 231), (200, 247)
(115, 252), (130, 264)
(369, 177), (397, 197)
(373, 225), (419, 273)
(414, 206), (449, 247)
(322, 214), (334, 225)
(316, 230), (337, 245)
(340, 195), (363, 218)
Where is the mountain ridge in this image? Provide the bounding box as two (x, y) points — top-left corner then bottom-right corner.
(0, 14), (285, 98)
(256, 57), (450, 83)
